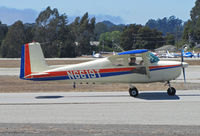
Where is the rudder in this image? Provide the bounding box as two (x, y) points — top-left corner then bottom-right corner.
(20, 42), (49, 79)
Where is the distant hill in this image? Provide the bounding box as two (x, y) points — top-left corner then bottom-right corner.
(0, 6), (125, 25)
(68, 14), (124, 25)
(145, 16), (184, 37)
(102, 21), (115, 28)
(0, 7), (38, 25)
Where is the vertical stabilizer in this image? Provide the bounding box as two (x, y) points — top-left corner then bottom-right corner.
(20, 42), (49, 79)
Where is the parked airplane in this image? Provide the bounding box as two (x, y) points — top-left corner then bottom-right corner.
(192, 51), (200, 58)
(20, 42), (188, 97)
(92, 51), (103, 58)
(161, 50), (176, 58)
(182, 50), (193, 58)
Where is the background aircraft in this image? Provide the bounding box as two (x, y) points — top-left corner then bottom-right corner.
(192, 51), (200, 58)
(181, 50), (193, 58)
(160, 50), (176, 58)
(20, 42), (188, 97)
(92, 51), (103, 58)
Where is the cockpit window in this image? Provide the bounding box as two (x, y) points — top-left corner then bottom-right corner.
(148, 52), (160, 63)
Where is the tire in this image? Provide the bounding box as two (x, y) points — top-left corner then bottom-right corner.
(129, 87), (138, 97)
(167, 87), (176, 96)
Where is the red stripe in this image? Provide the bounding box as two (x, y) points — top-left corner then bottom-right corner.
(31, 67), (136, 78)
(25, 44), (31, 76)
(32, 71), (67, 78)
(99, 67), (134, 73)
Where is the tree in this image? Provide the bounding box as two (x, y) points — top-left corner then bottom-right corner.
(58, 14), (76, 57)
(183, 0), (200, 44)
(120, 24), (142, 50)
(94, 22), (108, 40)
(99, 31), (121, 51)
(146, 16), (184, 43)
(1, 21), (26, 57)
(70, 12), (96, 56)
(33, 6), (60, 57)
(0, 21), (8, 46)
(165, 33), (175, 45)
(120, 24), (164, 50)
(33, 6), (77, 57)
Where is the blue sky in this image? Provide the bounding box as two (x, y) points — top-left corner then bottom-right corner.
(0, 0), (196, 25)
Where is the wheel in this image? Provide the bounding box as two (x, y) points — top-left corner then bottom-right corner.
(167, 87), (176, 96)
(129, 87), (138, 97)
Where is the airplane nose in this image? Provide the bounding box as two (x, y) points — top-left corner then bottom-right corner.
(182, 62), (188, 68)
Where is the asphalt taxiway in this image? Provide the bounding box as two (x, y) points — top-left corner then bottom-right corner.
(0, 91), (200, 135)
(0, 91), (200, 125)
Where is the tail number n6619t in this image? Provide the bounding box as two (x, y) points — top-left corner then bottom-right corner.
(67, 69), (101, 79)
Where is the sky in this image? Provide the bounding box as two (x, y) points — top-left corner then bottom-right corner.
(0, 0), (196, 25)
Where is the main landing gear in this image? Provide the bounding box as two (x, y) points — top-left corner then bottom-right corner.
(129, 85), (138, 97)
(166, 81), (176, 96)
(129, 81), (176, 97)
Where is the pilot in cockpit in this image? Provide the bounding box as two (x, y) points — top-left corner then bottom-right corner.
(129, 57), (137, 66)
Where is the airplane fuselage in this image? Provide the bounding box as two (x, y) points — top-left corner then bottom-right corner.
(25, 58), (185, 84)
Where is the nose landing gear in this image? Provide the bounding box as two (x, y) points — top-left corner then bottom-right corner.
(129, 87), (138, 97)
(166, 81), (176, 96)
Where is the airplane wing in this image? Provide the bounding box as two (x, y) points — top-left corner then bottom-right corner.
(117, 49), (148, 55)
(108, 49), (148, 61)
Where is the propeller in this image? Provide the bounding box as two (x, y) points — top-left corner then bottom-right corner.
(181, 48), (186, 84)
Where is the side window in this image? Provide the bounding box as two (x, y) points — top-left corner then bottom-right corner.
(112, 58), (125, 66)
(129, 57), (144, 66)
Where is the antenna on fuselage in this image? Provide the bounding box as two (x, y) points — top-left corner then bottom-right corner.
(112, 40), (124, 52)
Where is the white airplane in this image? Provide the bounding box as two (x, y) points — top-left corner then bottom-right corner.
(161, 50), (176, 58)
(192, 51), (200, 58)
(92, 51), (103, 58)
(20, 42), (188, 97)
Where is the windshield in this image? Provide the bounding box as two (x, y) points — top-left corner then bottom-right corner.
(148, 52), (160, 63)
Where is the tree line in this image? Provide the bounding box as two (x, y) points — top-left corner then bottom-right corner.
(183, 0), (200, 46)
(1, 1), (199, 58)
(0, 7), (96, 58)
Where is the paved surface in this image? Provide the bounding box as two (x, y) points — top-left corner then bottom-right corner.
(0, 123), (199, 136)
(0, 91), (200, 135)
(0, 91), (200, 125)
(175, 65), (200, 83)
(0, 68), (19, 76)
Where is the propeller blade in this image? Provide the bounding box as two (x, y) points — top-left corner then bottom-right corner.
(181, 49), (186, 84)
(181, 49), (184, 62)
(182, 67), (186, 84)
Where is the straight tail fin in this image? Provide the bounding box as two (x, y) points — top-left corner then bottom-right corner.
(20, 42), (49, 79)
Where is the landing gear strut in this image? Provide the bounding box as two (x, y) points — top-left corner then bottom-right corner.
(166, 81), (176, 96)
(129, 85), (138, 97)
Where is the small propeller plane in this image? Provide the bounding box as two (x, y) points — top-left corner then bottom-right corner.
(92, 51), (103, 58)
(20, 42), (188, 97)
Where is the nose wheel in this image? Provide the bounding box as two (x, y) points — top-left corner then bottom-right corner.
(166, 81), (176, 96)
(129, 87), (138, 97)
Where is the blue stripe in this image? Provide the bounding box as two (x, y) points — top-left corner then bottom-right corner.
(118, 49), (148, 55)
(100, 71), (131, 77)
(150, 65), (181, 71)
(19, 45), (25, 79)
